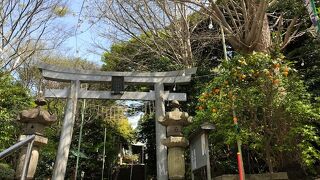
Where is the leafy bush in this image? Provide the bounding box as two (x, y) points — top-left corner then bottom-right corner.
(0, 75), (32, 151)
(0, 163), (15, 179)
(192, 52), (320, 174)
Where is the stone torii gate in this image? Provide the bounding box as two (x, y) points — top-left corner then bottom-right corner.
(38, 63), (196, 180)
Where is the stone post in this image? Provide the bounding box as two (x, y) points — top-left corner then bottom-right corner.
(52, 80), (79, 180)
(155, 83), (168, 180)
(16, 98), (57, 179)
(159, 100), (192, 180)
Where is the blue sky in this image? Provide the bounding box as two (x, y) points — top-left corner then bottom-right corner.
(60, 1), (109, 65)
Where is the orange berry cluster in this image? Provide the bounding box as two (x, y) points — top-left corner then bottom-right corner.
(197, 87), (221, 111)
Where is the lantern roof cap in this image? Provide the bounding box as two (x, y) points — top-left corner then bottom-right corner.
(18, 98), (56, 125)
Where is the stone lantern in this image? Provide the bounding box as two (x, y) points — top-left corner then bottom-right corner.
(159, 100), (192, 180)
(16, 98), (57, 179)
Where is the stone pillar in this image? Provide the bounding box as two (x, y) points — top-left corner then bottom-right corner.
(16, 98), (57, 179)
(159, 101), (192, 180)
(155, 83), (168, 180)
(52, 80), (79, 180)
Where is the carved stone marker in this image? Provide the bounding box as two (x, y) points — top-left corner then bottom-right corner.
(16, 98), (56, 179)
(159, 100), (192, 180)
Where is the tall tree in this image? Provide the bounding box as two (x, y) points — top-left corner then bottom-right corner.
(0, 0), (68, 74)
(101, 39), (179, 72)
(91, 0), (309, 65)
(180, 0), (308, 53)
(90, 0), (206, 67)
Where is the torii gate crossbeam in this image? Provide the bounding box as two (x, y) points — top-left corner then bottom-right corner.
(38, 63), (196, 180)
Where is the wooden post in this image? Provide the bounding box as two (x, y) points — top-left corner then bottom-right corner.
(52, 80), (80, 180)
(154, 83), (168, 180)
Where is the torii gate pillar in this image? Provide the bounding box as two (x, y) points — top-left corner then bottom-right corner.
(52, 80), (80, 180)
(155, 83), (168, 179)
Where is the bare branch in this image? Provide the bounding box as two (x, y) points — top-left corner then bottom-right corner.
(281, 17), (299, 50)
(0, 0), (68, 74)
(90, 0), (196, 67)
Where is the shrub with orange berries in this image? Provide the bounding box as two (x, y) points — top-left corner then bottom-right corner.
(192, 52), (319, 174)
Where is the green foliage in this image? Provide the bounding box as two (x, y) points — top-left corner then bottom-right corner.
(269, 0), (307, 17)
(36, 100), (135, 178)
(116, 118), (134, 141)
(136, 113), (156, 179)
(0, 75), (32, 151)
(192, 52), (320, 174)
(102, 39), (178, 72)
(0, 163), (15, 179)
(104, 113), (134, 142)
(286, 35), (320, 99)
(294, 125), (320, 167)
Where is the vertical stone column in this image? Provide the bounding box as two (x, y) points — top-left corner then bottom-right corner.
(159, 100), (192, 180)
(16, 98), (57, 179)
(52, 80), (80, 180)
(154, 83), (168, 180)
(15, 136), (48, 179)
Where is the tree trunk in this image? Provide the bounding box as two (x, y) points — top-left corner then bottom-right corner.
(254, 15), (271, 53)
(226, 12), (271, 54)
(265, 138), (274, 173)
